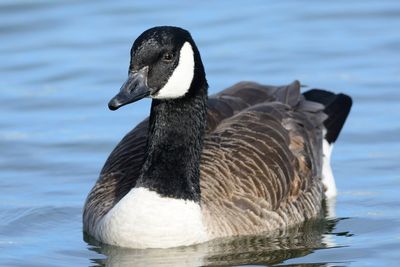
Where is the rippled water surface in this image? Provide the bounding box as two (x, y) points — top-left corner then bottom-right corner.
(1, 0), (400, 266)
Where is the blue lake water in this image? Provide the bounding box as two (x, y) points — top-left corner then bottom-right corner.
(1, 0), (400, 266)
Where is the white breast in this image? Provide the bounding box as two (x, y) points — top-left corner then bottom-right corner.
(93, 187), (209, 249)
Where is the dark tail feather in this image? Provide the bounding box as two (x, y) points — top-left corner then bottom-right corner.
(303, 89), (352, 144)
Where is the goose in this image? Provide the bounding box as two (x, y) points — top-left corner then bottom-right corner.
(83, 26), (352, 249)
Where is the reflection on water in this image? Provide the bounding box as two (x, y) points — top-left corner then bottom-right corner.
(85, 201), (343, 267)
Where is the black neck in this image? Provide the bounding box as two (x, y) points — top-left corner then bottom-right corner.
(136, 83), (208, 202)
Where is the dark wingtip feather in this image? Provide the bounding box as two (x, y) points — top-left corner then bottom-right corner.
(303, 89), (336, 106)
(303, 89), (352, 144)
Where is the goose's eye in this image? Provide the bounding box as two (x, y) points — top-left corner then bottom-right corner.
(162, 52), (174, 62)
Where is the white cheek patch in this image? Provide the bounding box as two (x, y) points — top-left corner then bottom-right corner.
(153, 42), (195, 99)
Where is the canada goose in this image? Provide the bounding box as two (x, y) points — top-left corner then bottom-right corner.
(83, 26), (352, 249)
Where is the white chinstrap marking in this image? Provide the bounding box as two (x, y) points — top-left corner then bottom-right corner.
(93, 187), (208, 249)
(322, 129), (337, 199)
(153, 42), (195, 99)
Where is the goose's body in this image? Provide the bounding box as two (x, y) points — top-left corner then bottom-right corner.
(83, 26), (352, 248)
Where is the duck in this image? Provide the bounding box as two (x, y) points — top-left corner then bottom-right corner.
(83, 26), (352, 249)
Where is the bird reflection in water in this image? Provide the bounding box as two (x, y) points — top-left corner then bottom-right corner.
(85, 199), (350, 267)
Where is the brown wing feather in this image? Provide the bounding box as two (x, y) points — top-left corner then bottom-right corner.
(83, 119), (148, 232)
(84, 81), (326, 236)
(200, 81), (325, 237)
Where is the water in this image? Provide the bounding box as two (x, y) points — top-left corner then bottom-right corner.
(1, 0), (400, 266)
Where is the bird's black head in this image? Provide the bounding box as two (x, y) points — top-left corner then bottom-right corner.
(109, 26), (207, 110)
